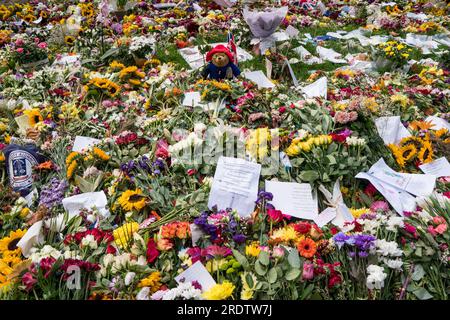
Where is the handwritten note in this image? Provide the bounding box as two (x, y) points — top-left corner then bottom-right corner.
(242, 70), (275, 89)
(265, 180), (318, 220)
(419, 157), (450, 177)
(375, 116), (411, 145)
(208, 157), (261, 217)
(72, 136), (101, 152)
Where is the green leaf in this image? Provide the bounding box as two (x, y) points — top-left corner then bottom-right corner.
(258, 251), (270, 266)
(255, 261), (267, 276)
(326, 155), (336, 165)
(267, 268), (277, 284)
(299, 170), (319, 182)
(300, 284), (315, 300)
(288, 249), (301, 268)
(232, 249), (249, 269)
(412, 264), (425, 281)
(100, 47), (119, 61)
(285, 268), (301, 281)
(412, 287), (433, 300)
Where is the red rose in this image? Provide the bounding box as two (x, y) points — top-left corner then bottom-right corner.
(146, 239), (159, 264)
(294, 222), (311, 235)
(187, 169), (197, 176)
(106, 245), (117, 254)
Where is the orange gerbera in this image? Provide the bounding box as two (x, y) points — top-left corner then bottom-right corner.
(297, 238), (317, 258)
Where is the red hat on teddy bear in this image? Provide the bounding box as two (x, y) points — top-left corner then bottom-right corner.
(206, 45), (234, 62)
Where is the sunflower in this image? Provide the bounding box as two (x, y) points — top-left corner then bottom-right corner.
(117, 189), (146, 212)
(23, 108), (43, 126)
(91, 77), (110, 89)
(110, 60), (125, 70)
(418, 140), (433, 164)
(297, 237), (317, 258)
(66, 160), (78, 179)
(388, 144), (405, 168)
(64, 35), (76, 46)
(400, 144), (417, 162)
(0, 229), (26, 254)
(106, 81), (121, 97)
(66, 151), (79, 166)
(92, 147), (110, 161)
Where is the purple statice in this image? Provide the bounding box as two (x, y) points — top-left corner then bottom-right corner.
(353, 234), (376, 252)
(38, 178), (68, 209)
(255, 190), (273, 205)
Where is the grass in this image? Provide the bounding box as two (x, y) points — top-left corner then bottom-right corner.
(154, 22), (440, 84)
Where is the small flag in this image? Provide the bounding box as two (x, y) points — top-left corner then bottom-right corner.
(227, 31), (238, 65)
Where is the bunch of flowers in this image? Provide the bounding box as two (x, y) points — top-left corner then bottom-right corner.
(375, 40), (413, 67)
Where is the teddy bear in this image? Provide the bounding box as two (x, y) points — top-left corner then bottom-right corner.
(201, 44), (241, 80)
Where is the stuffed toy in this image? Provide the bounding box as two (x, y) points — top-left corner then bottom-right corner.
(202, 44), (241, 80)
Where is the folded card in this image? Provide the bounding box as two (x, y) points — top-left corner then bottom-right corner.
(175, 261), (216, 292)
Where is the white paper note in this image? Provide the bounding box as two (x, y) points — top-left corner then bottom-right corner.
(368, 158), (436, 196)
(208, 157), (261, 217)
(190, 223), (205, 246)
(301, 76), (327, 99)
(72, 136), (101, 152)
(175, 261), (216, 292)
(419, 157), (450, 177)
(316, 46), (347, 64)
(243, 70), (275, 89)
(425, 116), (450, 131)
(375, 116), (411, 145)
(182, 92), (202, 107)
(265, 180), (318, 220)
(62, 191), (109, 218)
(286, 25), (300, 38)
(313, 207), (337, 228)
(15, 114), (31, 135)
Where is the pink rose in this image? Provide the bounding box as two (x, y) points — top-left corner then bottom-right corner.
(427, 225), (437, 237)
(435, 223), (447, 235)
(433, 216), (446, 225)
(16, 48), (24, 53)
(302, 262), (314, 280)
(38, 42), (47, 49)
(15, 39), (24, 46)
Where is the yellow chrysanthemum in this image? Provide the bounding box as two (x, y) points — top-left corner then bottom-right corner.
(138, 271), (161, 293)
(203, 281), (235, 300)
(245, 242), (261, 257)
(117, 189), (146, 212)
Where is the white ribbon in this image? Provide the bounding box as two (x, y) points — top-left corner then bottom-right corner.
(318, 180), (353, 228)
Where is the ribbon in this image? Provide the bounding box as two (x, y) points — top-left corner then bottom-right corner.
(318, 179), (353, 228)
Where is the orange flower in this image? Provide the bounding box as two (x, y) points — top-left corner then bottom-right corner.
(297, 238), (317, 258)
(35, 161), (54, 170)
(157, 238), (173, 251)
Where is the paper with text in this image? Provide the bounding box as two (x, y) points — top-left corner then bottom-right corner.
(175, 261), (216, 292)
(265, 180), (318, 220)
(208, 157), (261, 217)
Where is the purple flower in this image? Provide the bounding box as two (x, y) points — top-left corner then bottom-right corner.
(333, 232), (350, 249)
(38, 178), (68, 209)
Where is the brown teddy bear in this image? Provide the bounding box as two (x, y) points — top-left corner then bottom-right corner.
(201, 44), (241, 80)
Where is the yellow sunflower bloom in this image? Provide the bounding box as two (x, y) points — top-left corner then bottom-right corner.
(117, 189), (146, 212)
